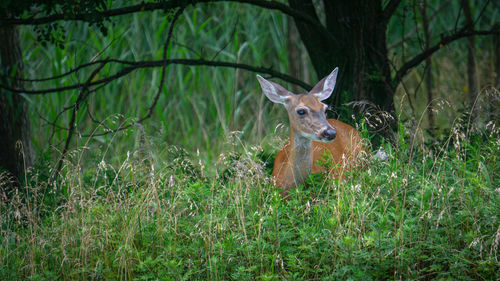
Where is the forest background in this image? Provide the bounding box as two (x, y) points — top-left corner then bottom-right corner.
(0, 0), (499, 280)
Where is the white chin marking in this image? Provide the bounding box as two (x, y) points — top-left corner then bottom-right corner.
(299, 132), (325, 142)
(318, 138), (334, 143)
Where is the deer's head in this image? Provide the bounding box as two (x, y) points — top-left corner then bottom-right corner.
(257, 68), (339, 143)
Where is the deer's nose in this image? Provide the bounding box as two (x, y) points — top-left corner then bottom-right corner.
(321, 128), (336, 141)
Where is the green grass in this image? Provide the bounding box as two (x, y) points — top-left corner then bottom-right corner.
(19, 1), (498, 167)
(1, 123), (499, 280)
(22, 3), (297, 166)
(4, 1), (500, 280)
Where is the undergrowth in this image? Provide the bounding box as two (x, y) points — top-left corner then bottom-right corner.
(1, 122), (499, 281)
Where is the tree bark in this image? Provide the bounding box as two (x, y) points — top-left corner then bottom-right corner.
(461, 0), (479, 125)
(287, 17), (302, 94)
(288, 0), (335, 80)
(492, 24), (500, 123)
(495, 28), (500, 89)
(289, 0), (396, 141)
(0, 25), (33, 186)
(421, 0), (436, 135)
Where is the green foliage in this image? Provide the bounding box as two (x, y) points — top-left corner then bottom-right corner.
(388, 0), (499, 137)
(2, 1), (499, 279)
(14, 0), (498, 167)
(1, 124), (499, 280)
(2, 0), (110, 47)
(20, 3), (293, 165)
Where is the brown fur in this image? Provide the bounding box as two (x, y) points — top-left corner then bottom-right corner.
(272, 119), (364, 192)
(256, 68), (364, 196)
(298, 95), (324, 111)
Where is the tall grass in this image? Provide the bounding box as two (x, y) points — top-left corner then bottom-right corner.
(3, 1), (499, 280)
(1, 115), (499, 280)
(21, 3), (300, 167)
(19, 1), (498, 167)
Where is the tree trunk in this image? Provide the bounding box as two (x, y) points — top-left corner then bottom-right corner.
(495, 29), (500, 89)
(492, 25), (500, 123)
(461, 0), (479, 125)
(289, 0), (396, 141)
(421, 0), (436, 135)
(0, 25), (33, 186)
(287, 18), (302, 94)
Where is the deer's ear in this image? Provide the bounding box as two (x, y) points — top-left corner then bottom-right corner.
(310, 67), (338, 101)
(256, 75), (293, 105)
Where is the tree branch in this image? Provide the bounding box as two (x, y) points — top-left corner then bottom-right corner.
(0, 59), (132, 83)
(52, 8), (185, 147)
(55, 62), (106, 172)
(382, 0), (403, 21)
(2, 0), (320, 28)
(0, 58), (312, 95)
(136, 7), (184, 124)
(388, 0), (451, 49)
(393, 29), (500, 87)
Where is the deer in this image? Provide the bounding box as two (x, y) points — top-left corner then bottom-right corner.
(256, 67), (364, 195)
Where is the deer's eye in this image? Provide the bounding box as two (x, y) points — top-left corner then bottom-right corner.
(296, 109), (306, 116)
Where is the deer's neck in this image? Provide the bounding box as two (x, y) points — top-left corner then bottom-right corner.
(289, 130), (313, 185)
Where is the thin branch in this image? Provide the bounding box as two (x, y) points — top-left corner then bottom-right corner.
(0, 65), (134, 94)
(412, 0), (425, 52)
(382, 0), (403, 21)
(211, 16), (239, 61)
(86, 98), (111, 130)
(453, 3), (463, 32)
(173, 42), (202, 58)
(57, 8), (184, 140)
(0, 58), (312, 95)
(55, 62), (106, 172)
(142, 59), (313, 89)
(393, 29), (500, 87)
(3, 0), (320, 28)
(3, 0), (332, 46)
(388, 0), (451, 49)
(471, 0), (491, 28)
(48, 99), (87, 144)
(35, 109), (69, 131)
(139, 8), (184, 123)
(0, 58), (134, 82)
